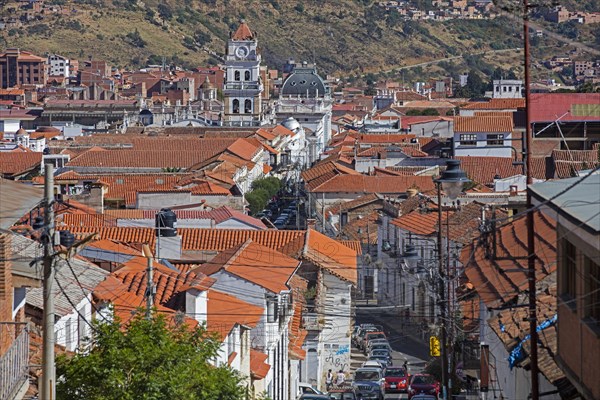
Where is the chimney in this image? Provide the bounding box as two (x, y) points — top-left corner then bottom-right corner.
(407, 188), (418, 198)
(307, 218), (316, 230)
(509, 185), (518, 196)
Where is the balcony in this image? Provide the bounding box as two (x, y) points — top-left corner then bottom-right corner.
(302, 312), (323, 331)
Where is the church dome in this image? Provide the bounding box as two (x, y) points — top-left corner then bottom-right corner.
(281, 64), (327, 98)
(282, 117), (301, 132)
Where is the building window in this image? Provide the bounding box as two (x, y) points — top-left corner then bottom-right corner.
(508, 86), (513, 92)
(561, 240), (577, 308)
(584, 256), (600, 322)
(487, 134), (504, 146)
(244, 99), (252, 114)
(245, 70), (250, 81)
(234, 70), (240, 81)
(232, 99), (239, 114)
(459, 134), (477, 146)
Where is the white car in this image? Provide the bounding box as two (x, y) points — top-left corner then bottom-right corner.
(298, 382), (323, 399)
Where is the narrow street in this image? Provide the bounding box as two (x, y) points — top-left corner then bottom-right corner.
(354, 306), (431, 399)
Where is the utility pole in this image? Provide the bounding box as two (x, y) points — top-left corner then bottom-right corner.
(437, 184), (449, 400)
(523, 0), (539, 398)
(142, 244), (155, 320)
(42, 163), (55, 400)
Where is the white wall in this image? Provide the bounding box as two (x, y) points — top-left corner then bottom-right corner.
(454, 131), (513, 157)
(54, 295), (93, 352)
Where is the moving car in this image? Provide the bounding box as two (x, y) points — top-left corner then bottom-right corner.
(353, 367), (385, 400)
(384, 366), (410, 393)
(408, 374), (440, 399)
(368, 342), (392, 354)
(362, 332), (386, 352)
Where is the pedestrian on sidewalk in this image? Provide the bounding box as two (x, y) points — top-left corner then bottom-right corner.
(336, 369), (345, 386)
(326, 369), (333, 390)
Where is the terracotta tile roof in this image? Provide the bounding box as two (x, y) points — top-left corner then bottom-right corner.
(93, 275), (199, 327)
(226, 138), (262, 161)
(551, 149), (599, 178)
(462, 98), (525, 110)
(338, 240), (363, 255)
(114, 256), (215, 306)
(487, 284), (567, 386)
(340, 210), (379, 245)
(400, 116), (452, 129)
(255, 128), (277, 141)
(310, 175), (435, 194)
(391, 210), (442, 236)
(473, 111), (514, 117)
(348, 133), (416, 144)
(304, 229), (357, 284)
(207, 290), (263, 340)
(67, 150), (225, 169)
(455, 156), (524, 186)
(0, 152), (42, 176)
(232, 21), (254, 40)
(250, 350), (270, 379)
(267, 125), (296, 137)
(325, 193), (382, 216)
(356, 145), (427, 158)
(59, 213), (116, 227)
(288, 299), (307, 360)
(454, 116), (513, 133)
(395, 91), (427, 102)
(302, 160), (359, 184)
(462, 211), (556, 308)
(194, 239), (300, 293)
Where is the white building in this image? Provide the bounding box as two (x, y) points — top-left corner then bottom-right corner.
(276, 63), (332, 165)
(492, 79), (523, 99)
(48, 54), (70, 78)
(453, 115), (514, 157)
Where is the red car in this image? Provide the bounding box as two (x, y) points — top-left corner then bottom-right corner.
(408, 374), (440, 399)
(384, 366), (409, 393)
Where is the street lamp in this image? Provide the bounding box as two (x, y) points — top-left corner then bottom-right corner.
(435, 159), (470, 400)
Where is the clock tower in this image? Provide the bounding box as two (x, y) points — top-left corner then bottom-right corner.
(223, 20), (265, 126)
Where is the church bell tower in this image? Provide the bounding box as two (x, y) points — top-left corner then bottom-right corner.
(222, 20), (264, 126)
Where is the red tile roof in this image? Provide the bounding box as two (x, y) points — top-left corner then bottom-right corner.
(304, 229), (357, 284)
(454, 116), (513, 133)
(250, 350), (270, 379)
(462, 98), (525, 110)
(391, 210), (442, 236)
(455, 156), (524, 185)
(0, 152), (42, 176)
(349, 133), (416, 144)
(67, 150), (225, 169)
(231, 21), (254, 40)
(309, 175), (435, 194)
(194, 239), (300, 293)
(462, 211), (556, 308)
(226, 138), (262, 161)
(114, 256), (215, 306)
(207, 290), (263, 340)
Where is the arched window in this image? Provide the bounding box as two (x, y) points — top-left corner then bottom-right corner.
(232, 99), (239, 114)
(234, 71), (240, 81)
(244, 99), (252, 114)
(245, 70), (251, 81)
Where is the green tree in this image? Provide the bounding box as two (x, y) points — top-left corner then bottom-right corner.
(251, 177), (281, 198)
(246, 188), (270, 215)
(56, 313), (244, 400)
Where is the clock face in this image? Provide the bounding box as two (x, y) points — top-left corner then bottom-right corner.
(236, 46), (249, 59)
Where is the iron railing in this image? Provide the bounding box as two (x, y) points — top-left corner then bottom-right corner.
(0, 324), (29, 400)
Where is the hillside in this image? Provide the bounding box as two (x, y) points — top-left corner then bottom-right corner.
(0, 0), (596, 76)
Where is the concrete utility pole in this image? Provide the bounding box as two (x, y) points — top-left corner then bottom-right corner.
(142, 244), (154, 320)
(437, 185), (449, 400)
(42, 163), (55, 400)
(523, 0), (539, 398)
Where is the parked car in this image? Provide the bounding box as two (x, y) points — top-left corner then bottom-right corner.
(299, 382), (324, 398)
(408, 374), (440, 399)
(328, 385), (360, 400)
(368, 342), (392, 354)
(368, 350), (392, 366)
(299, 395), (330, 400)
(384, 366), (410, 393)
(362, 332), (386, 352)
(365, 338), (389, 354)
(353, 367), (385, 400)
